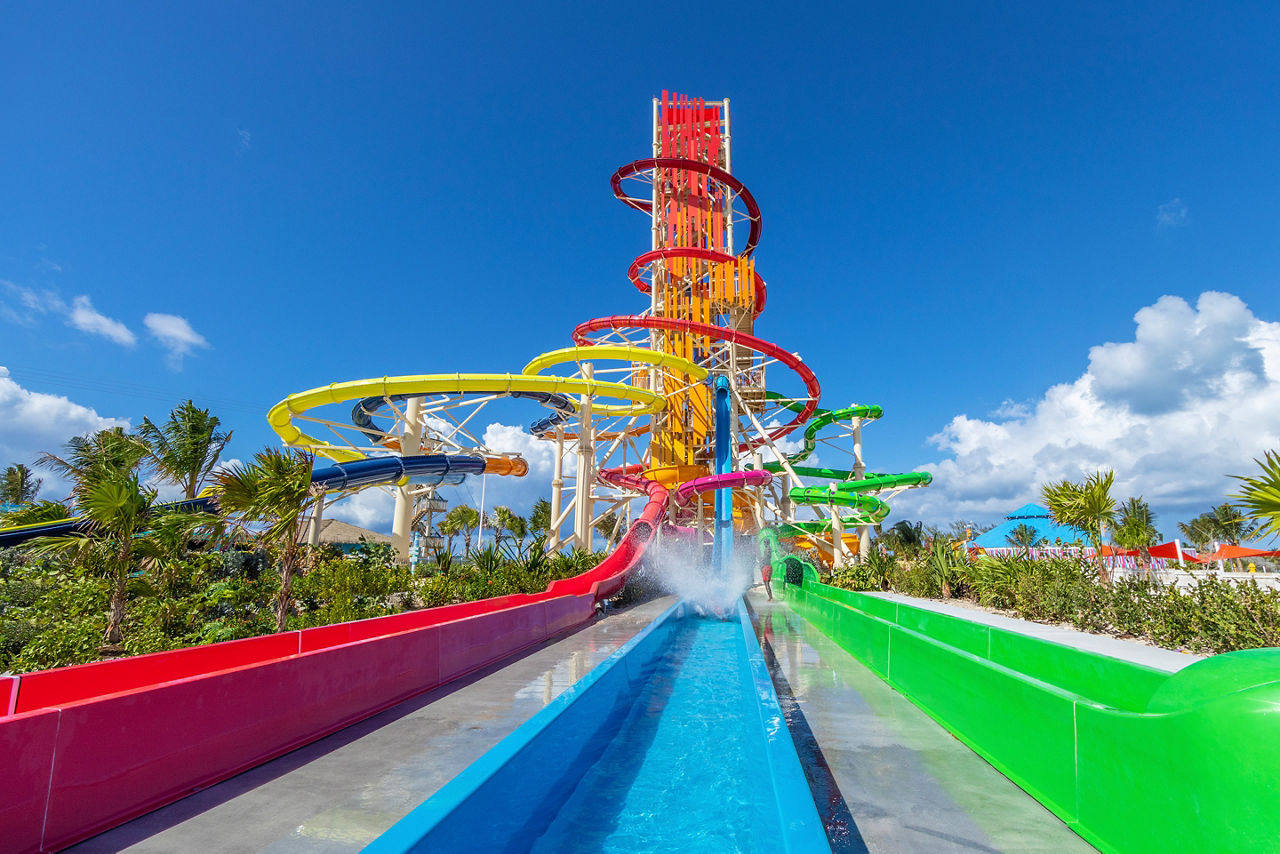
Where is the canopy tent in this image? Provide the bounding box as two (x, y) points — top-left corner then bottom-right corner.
(1198, 543), (1280, 562)
(1147, 541), (1194, 561)
(971, 503), (1091, 550)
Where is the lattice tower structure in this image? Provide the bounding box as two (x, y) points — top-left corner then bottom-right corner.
(646, 92), (762, 488)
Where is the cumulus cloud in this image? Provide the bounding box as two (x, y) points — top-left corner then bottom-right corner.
(0, 366), (129, 497)
(326, 487), (396, 531)
(892, 291), (1280, 527)
(67, 296), (136, 346)
(144, 313), (210, 369)
(1089, 293), (1264, 415)
(1156, 198), (1189, 229)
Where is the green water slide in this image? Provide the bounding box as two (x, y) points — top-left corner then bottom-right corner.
(779, 577), (1280, 853)
(757, 526), (820, 586)
(752, 395), (932, 529)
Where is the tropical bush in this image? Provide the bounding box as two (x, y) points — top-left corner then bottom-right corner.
(827, 545), (1280, 654)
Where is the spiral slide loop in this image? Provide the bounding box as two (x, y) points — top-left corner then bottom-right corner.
(251, 92), (928, 583)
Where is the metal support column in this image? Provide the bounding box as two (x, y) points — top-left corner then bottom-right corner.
(391, 396), (423, 562)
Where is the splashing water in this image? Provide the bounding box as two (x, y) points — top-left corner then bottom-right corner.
(638, 535), (759, 616)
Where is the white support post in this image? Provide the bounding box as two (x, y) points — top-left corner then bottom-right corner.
(573, 364), (596, 550)
(696, 491), (706, 546)
(391, 396), (423, 562)
(852, 418), (870, 561)
(307, 493), (325, 547)
(548, 427), (565, 552)
(831, 492), (846, 569)
(723, 98), (732, 255)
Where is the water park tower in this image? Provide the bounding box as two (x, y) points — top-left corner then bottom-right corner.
(228, 92), (930, 571)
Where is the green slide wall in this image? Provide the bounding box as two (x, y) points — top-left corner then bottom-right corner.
(781, 579), (1280, 853)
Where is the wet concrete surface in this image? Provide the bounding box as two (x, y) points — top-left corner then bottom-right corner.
(69, 596), (676, 853)
(73, 587), (1101, 853)
(747, 588), (1096, 853)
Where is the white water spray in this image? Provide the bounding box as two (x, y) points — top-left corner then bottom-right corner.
(639, 535), (760, 616)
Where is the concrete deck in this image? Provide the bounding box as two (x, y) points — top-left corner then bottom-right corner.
(867, 591), (1204, 671)
(747, 589), (1096, 853)
(70, 596), (676, 853)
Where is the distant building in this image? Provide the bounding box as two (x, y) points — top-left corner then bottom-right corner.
(312, 519), (392, 553)
(971, 503), (1090, 549)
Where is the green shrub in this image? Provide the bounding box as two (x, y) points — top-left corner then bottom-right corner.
(292, 543), (413, 629)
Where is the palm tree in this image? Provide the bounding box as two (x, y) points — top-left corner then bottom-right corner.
(1176, 515), (1216, 551)
(491, 506), (528, 556)
(1114, 496), (1161, 573)
(1208, 502), (1259, 545)
(507, 514), (529, 557)
(1006, 522), (1045, 552)
(38, 427), (148, 503)
(437, 514), (463, 558)
(25, 472), (206, 653)
(215, 448), (317, 632)
(1, 499), (72, 526)
(529, 498), (552, 536)
(1, 463), (42, 505)
(1179, 503), (1260, 551)
(1115, 498), (1160, 547)
(879, 519), (925, 554)
(1041, 470), (1117, 582)
(1231, 451), (1280, 541)
(137, 401), (232, 499)
(441, 505), (481, 557)
(594, 509), (625, 548)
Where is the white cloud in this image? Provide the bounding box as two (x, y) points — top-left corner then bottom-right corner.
(144, 313), (210, 369)
(1, 281), (63, 325)
(326, 487), (396, 532)
(0, 366), (129, 498)
(1088, 293), (1263, 414)
(1156, 197), (1189, 229)
(238, 129), (252, 151)
(67, 295), (136, 346)
(892, 291), (1280, 529)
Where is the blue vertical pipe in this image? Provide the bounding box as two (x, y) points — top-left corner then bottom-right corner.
(712, 376), (733, 575)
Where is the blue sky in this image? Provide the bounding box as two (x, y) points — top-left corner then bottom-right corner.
(3, 2), (1280, 538)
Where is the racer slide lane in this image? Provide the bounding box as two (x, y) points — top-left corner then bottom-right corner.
(0, 449), (669, 853)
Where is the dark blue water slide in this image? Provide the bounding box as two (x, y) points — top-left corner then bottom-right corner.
(0, 454), (492, 548)
(310, 454), (487, 490)
(0, 496), (217, 549)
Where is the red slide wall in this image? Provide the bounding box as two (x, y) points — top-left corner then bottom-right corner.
(1, 592), (595, 852)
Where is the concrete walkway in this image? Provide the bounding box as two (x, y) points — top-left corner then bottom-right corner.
(747, 589), (1096, 853)
(70, 596), (676, 853)
(867, 592), (1203, 671)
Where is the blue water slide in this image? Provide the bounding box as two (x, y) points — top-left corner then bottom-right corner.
(310, 454), (487, 490)
(365, 599), (827, 852)
(712, 375), (733, 575)
(0, 496), (217, 549)
(0, 454), (493, 548)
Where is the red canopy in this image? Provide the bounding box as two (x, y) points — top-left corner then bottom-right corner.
(1198, 544), (1280, 562)
(1146, 542), (1204, 562)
